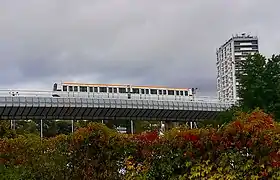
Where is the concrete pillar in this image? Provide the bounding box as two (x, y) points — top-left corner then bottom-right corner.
(186, 121), (198, 129)
(164, 121), (173, 131)
(159, 121), (165, 135)
(71, 120), (74, 133)
(40, 119), (43, 139)
(10, 120), (16, 130)
(164, 121), (180, 131)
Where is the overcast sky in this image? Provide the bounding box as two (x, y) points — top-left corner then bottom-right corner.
(1, 0), (280, 96)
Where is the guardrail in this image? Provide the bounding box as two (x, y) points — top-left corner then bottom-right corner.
(0, 89), (236, 104)
(0, 89), (53, 97)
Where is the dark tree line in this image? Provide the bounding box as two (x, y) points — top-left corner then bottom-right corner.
(0, 119), (161, 138)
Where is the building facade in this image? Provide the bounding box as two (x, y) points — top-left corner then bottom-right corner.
(216, 33), (259, 102)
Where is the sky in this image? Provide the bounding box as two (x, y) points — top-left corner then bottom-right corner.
(1, 0), (280, 96)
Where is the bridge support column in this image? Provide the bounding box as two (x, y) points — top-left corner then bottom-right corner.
(71, 120), (74, 133)
(159, 121), (178, 134)
(159, 121), (164, 134)
(164, 121), (173, 131)
(164, 121), (179, 131)
(130, 120), (134, 134)
(186, 122), (198, 129)
(40, 119), (43, 139)
(10, 120), (16, 130)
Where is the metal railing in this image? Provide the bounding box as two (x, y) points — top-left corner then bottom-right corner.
(0, 89), (53, 97)
(0, 89), (236, 104)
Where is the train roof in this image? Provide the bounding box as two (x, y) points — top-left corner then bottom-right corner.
(62, 82), (190, 91)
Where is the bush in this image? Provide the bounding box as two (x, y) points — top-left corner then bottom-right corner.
(1, 109), (280, 179)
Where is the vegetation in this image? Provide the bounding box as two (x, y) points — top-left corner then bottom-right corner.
(1, 109), (280, 179)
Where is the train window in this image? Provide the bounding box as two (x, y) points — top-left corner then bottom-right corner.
(89, 87), (93, 92)
(141, 89), (145, 94)
(74, 86), (78, 92)
(108, 87), (113, 93)
(69, 86), (73, 92)
(163, 90), (167, 95)
(168, 90), (174, 95)
(151, 89), (157, 94)
(99, 87), (107, 93)
(114, 88), (117, 93)
(94, 87), (98, 92)
(185, 91), (188, 96)
(145, 89), (149, 94)
(119, 88), (126, 93)
(159, 90), (162, 95)
(63, 86), (67, 91)
(180, 91), (183, 96)
(132, 88), (139, 94)
(176, 91), (179, 96)
(80, 86), (88, 92)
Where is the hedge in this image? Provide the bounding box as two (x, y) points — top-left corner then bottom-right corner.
(1, 109), (280, 179)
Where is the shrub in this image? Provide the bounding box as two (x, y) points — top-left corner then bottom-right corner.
(1, 109), (280, 179)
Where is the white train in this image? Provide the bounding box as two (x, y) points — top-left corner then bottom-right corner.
(52, 82), (196, 101)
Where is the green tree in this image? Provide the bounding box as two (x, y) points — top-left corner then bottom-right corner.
(34, 120), (57, 137)
(0, 120), (16, 138)
(202, 105), (243, 128)
(263, 55), (280, 119)
(237, 53), (280, 120)
(56, 120), (72, 135)
(16, 120), (39, 135)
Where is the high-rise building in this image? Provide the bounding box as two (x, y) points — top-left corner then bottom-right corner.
(216, 33), (259, 102)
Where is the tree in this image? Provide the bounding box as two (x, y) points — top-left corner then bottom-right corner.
(237, 53), (280, 120)
(56, 120), (72, 135)
(0, 120), (16, 138)
(15, 120), (38, 135)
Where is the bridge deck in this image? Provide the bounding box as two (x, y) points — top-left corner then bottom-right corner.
(0, 97), (233, 121)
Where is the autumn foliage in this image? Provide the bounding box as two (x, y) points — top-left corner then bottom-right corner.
(1, 109), (280, 179)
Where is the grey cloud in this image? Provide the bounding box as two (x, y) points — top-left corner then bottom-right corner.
(1, 0), (280, 96)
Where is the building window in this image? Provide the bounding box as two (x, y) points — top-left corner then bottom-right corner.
(108, 87), (113, 93)
(141, 89), (145, 94)
(74, 86), (78, 92)
(89, 87), (93, 92)
(69, 86), (73, 92)
(145, 89), (149, 94)
(159, 90), (162, 95)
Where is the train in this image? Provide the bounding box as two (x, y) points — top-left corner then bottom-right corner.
(52, 82), (197, 101)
